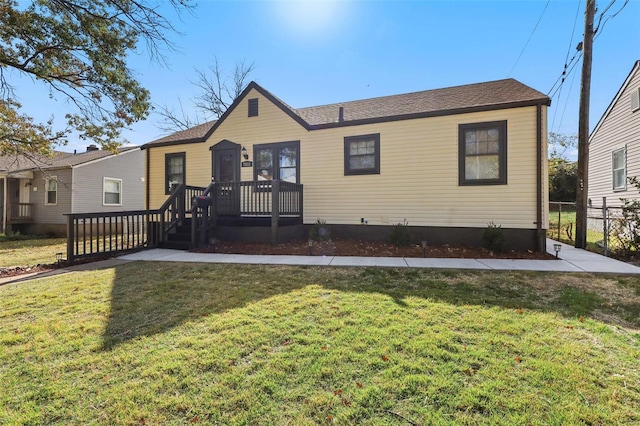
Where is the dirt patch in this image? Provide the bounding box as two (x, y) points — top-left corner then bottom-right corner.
(198, 239), (555, 260)
(0, 264), (57, 279)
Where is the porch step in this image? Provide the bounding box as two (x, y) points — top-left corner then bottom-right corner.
(159, 240), (191, 250)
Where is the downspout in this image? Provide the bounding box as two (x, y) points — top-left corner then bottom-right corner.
(145, 148), (150, 210)
(2, 177), (6, 234)
(536, 103), (544, 251)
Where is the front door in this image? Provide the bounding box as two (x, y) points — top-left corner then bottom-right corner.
(211, 141), (241, 215)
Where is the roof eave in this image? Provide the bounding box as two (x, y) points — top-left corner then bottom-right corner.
(308, 98), (551, 130)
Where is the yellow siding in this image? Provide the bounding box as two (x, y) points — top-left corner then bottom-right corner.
(148, 88), (545, 230)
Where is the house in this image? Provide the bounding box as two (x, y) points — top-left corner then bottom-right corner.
(588, 60), (640, 207)
(143, 79), (550, 251)
(0, 145), (144, 236)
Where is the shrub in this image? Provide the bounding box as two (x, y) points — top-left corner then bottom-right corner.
(309, 219), (331, 242)
(611, 176), (640, 255)
(390, 219), (411, 247)
(482, 222), (505, 253)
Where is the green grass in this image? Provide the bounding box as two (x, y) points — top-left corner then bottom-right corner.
(548, 210), (605, 252)
(1, 263), (639, 425)
(0, 237), (66, 267)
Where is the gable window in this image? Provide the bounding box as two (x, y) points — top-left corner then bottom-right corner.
(459, 121), (507, 185)
(248, 98), (259, 117)
(254, 141), (299, 183)
(344, 133), (380, 175)
(612, 147), (626, 190)
(103, 177), (122, 206)
(165, 152), (185, 194)
(45, 177), (57, 205)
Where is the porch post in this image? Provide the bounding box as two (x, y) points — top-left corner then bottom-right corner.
(271, 180), (280, 245)
(2, 177), (6, 234)
(210, 182), (218, 236)
(66, 214), (75, 265)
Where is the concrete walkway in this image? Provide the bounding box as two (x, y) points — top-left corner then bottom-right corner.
(115, 239), (640, 274)
(2, 239), (639, 287)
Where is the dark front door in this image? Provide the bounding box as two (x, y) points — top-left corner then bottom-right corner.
(211, 143), (241, 215)
(214, 149), (239, 183)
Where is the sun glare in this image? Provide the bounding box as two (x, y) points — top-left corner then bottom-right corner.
(274, 0), (347, 41)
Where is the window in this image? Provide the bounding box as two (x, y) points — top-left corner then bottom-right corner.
(631, 88), (640, 112)
(254, 141), (299, 183)
(344, 133), (380, 175)
(45, 177), (57, 205)
(459, 121), (507, 185)
(103, 177), (122, 206)
(165, 152), (185, 194)
(248, 98), (259, 117)
(612, 147), (626, 190)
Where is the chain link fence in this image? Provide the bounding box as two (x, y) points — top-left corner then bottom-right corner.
(549, 199), (640, 257)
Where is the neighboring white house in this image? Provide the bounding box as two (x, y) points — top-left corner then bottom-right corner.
(588, 60), (640, 207)
(0, 145), (144, 236)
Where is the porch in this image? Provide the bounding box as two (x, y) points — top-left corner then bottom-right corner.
(65, 180), (304, 263)
(1, 175), (34, 233)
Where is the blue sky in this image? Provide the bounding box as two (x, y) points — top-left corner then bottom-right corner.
(13, 0), (640, 156)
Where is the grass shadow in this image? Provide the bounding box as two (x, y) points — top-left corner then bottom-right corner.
(102, 262), (640, 350)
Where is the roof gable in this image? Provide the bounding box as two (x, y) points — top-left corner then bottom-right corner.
(590, 60), (640, 141)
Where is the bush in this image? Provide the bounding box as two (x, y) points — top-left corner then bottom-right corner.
(390, 219), (411, 247)
(309, 219), (331, 242)
(611, 176), (640, 255)
(481, 222), (505, 253)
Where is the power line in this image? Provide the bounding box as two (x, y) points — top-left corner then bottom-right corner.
(507, 0), (551, 77)
(550, 0), (582, 132)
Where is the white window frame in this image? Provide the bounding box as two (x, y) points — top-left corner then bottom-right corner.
(45, 176), (57, 206)
(612, 147), (627, 191)
(103, 177), (123, 206)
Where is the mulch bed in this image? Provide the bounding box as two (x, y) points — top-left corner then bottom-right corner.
(200, 239), (555, 260)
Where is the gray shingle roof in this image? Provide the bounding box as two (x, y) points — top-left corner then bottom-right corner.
(144, 78), (550, 147)
(0, 147), (138, 174)
(295, 78), (549, 126)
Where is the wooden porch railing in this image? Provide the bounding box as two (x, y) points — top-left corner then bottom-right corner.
(65, 183), (203, 264)
(65, 180), (303, 263)
(65, 210), (163, 263)
(9, 203), (34, 222)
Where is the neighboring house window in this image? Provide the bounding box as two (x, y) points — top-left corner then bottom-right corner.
(612, 147), (626, 190)
(631, 88), (640, 112)
(254, 141), (299, 183)
(344, 133), (380, 175)
(45, 177), (57, 205)
(459, 121), (507, 185)
(248, 98), (259, 117)
(165, 152), (185, 194)
(103, 177), (122, 206)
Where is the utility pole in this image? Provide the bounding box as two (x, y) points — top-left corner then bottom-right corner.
(575, 0), (596, 249)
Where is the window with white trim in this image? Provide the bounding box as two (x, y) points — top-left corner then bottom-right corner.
(612, 147), (626, 190)
(45, 177), (57, 205)
(103, 177), (122, 206)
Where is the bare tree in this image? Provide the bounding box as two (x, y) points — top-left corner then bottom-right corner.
(156, 57), (255, 132)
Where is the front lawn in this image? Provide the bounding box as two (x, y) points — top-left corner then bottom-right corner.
(1, 263), (638, 424)
(0, 236), (66, 267)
